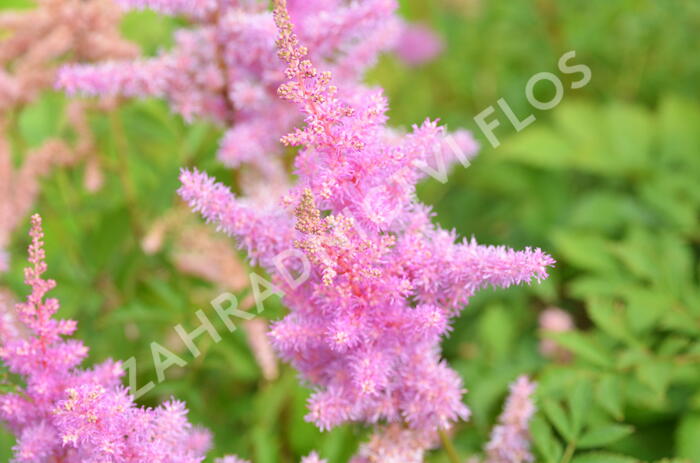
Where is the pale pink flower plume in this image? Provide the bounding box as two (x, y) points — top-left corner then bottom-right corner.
(396, 23), (444, 67)
(484, 376), (537, 463)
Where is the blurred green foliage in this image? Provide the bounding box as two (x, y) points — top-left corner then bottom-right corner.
(2, 0), (700, 461)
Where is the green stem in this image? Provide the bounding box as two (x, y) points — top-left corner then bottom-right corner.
(560, 441), (576, 463)
(438, 428), (461, 463)
(9, 108), (27, 160)
(108, 111), (143, 236)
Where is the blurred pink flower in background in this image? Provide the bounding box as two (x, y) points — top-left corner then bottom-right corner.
(395, 23), (444, 67)
(539, 307), (574, 362)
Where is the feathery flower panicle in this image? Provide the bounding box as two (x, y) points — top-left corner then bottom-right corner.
(179, 0), (553, 434)
(484, 376), (537, 463)
(0, 215), (210, 463)
(57, 0), (401, 180)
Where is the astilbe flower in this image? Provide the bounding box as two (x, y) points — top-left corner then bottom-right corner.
(0, 215), (210, 463)
(483, 376), (537, 463)
(57, 0), (401, 180)
(179, 0), (554, 434)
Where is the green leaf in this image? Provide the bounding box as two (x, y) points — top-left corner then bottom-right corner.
(500, 126), (575, 170)
(578, 424), (634, 448)
(587, 299), (636, 346)
(595, 375), (625, 420)
(548, 332), (613, 369)
(478, 304), (515, 359)
(531, 415), (563, 463)
(610, 228), (660, 282)
(570, 275), (630, 301)
(657, 336), (691, 357)
(658, 95), (700, 167)
(569, 381), (593, 437)
(542, 399), (575, 442)
(252, 425), (280, 463)
(568, 192), (642, 233)
(571, 451), (639, 463)
(656, 233), (693, 297)
(602, 102), (653, 174)
(622, 288), (671, 335)
(676, 413), (700, 460)
(636, 360), (672, 399)
(552, 231), (619, 274)
(18, 92), (65, 147)
(660, 308), (700, 336)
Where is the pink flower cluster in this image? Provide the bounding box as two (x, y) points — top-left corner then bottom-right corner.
(0, 215), (210, 463)
(179, 0), (553, 434)
(57, 0), (401, 179)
